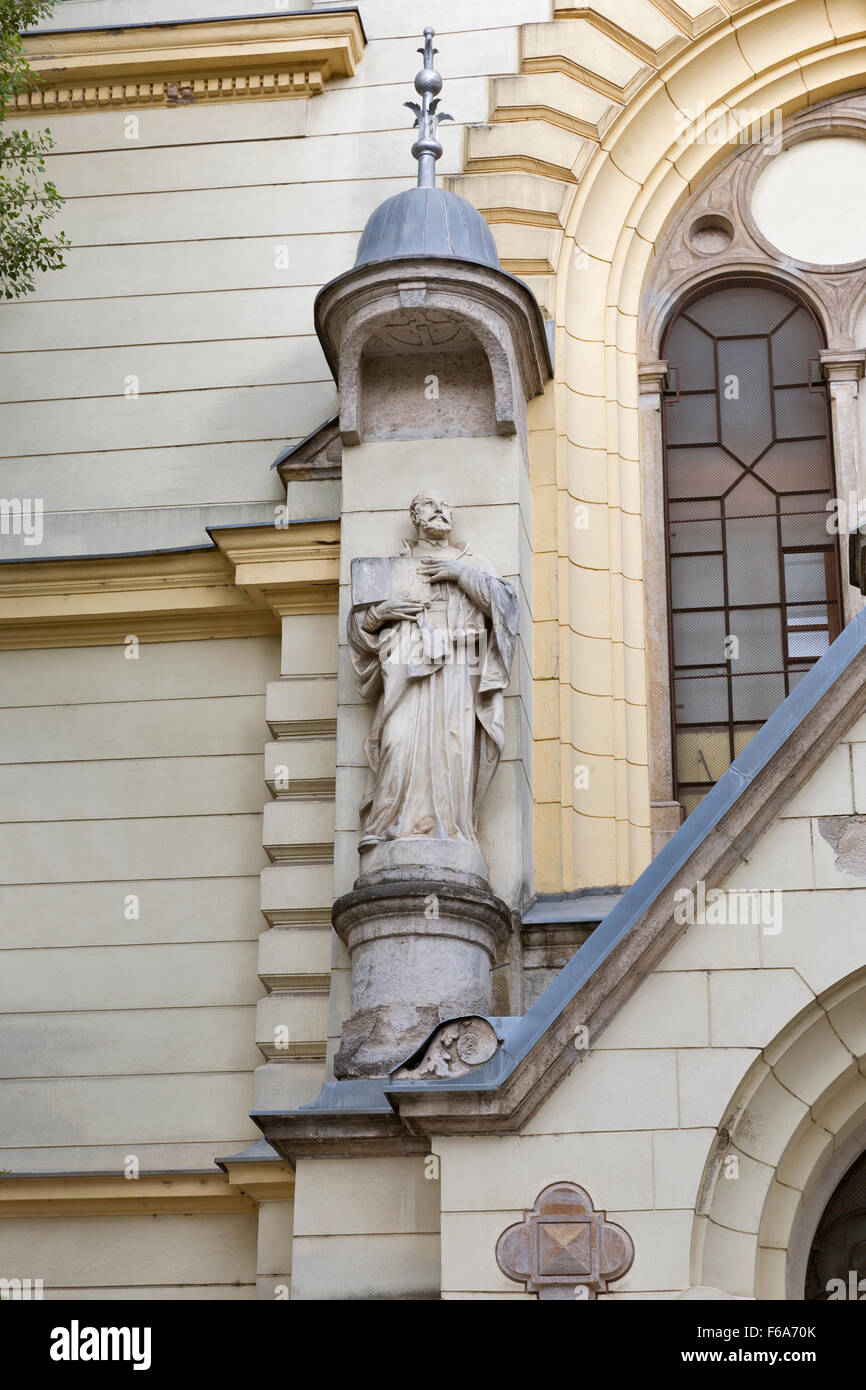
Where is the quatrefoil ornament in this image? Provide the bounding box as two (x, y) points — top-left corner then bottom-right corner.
(496, 1183), (634, 1300)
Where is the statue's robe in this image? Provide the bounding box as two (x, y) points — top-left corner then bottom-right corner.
(348, 550), (519, 849)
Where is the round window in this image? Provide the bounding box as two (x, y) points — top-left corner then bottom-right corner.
(751, 136), (866, 267)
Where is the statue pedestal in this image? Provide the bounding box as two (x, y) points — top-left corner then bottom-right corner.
(356, 835), (489, 888)
(332, 876), (512, 1079)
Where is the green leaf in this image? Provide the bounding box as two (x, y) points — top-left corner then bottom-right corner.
(0, 0), (67, 299)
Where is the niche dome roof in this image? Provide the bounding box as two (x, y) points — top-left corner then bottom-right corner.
(354, 185), (501, 271)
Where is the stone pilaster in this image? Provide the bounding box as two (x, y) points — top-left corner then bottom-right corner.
(821, 348), (866, 623)
(638, 360), (683, 855)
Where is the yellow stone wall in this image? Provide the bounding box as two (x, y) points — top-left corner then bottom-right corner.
(448, 0), (866, 890)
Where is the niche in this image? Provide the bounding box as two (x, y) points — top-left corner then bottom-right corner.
(357, 311), (498, 442)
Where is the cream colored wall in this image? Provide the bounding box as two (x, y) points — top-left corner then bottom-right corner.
(0, 1), (557, 1300)
(258, 611), (337, 1106)
(0, 635), (278, 1174)
(290, 1156), (440, 1301)
(434, 704), (866, 1298)
(750, 136), (866, 266)
(9, 3), (863, 889)
(7, 0), (866, 1303)
(0, 1212), (258, 1299)
(1, 1), (549, 544)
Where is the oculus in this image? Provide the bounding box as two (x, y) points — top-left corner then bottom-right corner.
(751, 137), (866, 268)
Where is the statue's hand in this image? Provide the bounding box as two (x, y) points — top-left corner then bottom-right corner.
(363, 595), (425, 630)
(417, 557), (463, 585)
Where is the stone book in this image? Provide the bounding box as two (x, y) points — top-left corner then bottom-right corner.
(350, 555), (435, 607)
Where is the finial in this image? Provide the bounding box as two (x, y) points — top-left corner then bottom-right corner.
(404, 25), (453, 189)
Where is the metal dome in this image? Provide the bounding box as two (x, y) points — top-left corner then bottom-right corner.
(354, 186), (501, 271)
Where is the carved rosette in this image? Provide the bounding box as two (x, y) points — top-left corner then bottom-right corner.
(496, 1183), (634, 1300)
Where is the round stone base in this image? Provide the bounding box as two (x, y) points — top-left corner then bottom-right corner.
(332, 877), (512, 1079)
(356, 835), (489, 888)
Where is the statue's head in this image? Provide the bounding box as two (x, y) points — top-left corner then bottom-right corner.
(410, 490), (453, 540)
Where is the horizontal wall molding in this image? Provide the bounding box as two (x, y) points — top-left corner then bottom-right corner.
(0, 1166), (293, 1216)
(11, 11), (366, 114)
(0, 520), (340, 649)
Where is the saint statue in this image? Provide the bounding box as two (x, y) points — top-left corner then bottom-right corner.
(348, 491), (519, 872)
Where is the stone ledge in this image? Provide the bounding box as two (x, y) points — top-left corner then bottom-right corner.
(0, 518), (340, 648)
(0, 1170), (277, 1216)
(12, 11), (365, 114)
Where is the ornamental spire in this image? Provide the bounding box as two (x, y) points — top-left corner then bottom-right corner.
(404, 26), (452, 189)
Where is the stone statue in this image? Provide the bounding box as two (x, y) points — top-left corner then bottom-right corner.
(348, 490), (519, 883)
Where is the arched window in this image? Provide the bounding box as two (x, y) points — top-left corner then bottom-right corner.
(805, 1150), (866, 1299)
(661, 278), (841, 817)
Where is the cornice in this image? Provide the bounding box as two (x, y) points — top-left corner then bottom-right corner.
(820, 347), (866, 383)
(0, 1163), (293, 1215)
(209, 519), (340, 617)
(0, 520), (340, 649)
(0, 1172), (244, 1217)
(10, 11), (365, 114)
(219, 1158), (294, 1203)
(274, 415), (342, 488)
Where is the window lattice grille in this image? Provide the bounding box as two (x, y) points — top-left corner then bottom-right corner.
(662, 279), (841, 818)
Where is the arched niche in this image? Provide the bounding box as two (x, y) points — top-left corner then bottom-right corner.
(314, 257), (550, 448)
(357, 315), (497, 442)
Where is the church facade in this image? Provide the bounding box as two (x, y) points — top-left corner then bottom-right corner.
(2, 0), (866, 1301)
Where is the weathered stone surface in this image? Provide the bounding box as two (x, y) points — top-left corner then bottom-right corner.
(315, 255), (550, 447)
(331, 491), (520, 1076)
(356, 836), (489, 888)
(391, 1016), (500, 1080)
(332, 878), (512, 1078)
(495, 1182), (634, 1300)
(818, 814), (866, 878)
